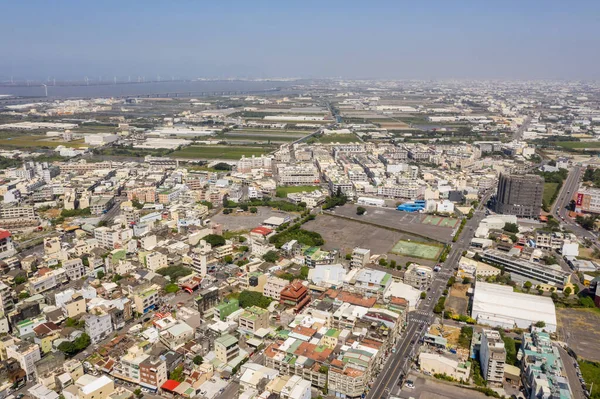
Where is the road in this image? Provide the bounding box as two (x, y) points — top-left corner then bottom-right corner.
(513, 115), (532, 141)
(556, 346), (587, 399)
(367, 194), (490, 399)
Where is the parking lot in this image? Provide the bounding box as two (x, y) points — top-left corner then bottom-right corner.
(327, 204), (454, 243)
(303, 214), (437, 266)
(395, 374), (491, 399)
(212, 207), (295, 232)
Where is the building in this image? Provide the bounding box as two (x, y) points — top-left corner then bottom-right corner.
(519, 331), (572, 399)
(494, 174), (544, 218)
(139, 356), (168, 391)
(6, 341), (41, 381)
(280, 281), (310, 312)
(350, 248), (370, 269)
(238, 306), (269, 333)
(70, 375), (115, 399)
(159, 322), (194, 350)
(63, 258), (86, 280)
(214, 334), (239, 364)
(263, 276), (289, 301)
(0, 229), (16, 259)
(472, 282), (557, 333)
(575, 186), (600, 214)
(249, 226), (275, 257)
(482, 250), (571, 288)
(144, 252), (168, 272)
(132, 286), (159, 314)
(480, 330), (506, 385)
(0, 282), (15, 317)
(403, 264), (433, 290)
(84, 312), (113, 344)
(418, 352), (471, 381)
(94, 227), (121, 249)
(214, 299), (240, 321)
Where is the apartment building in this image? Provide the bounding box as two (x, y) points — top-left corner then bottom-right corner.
(249, 226), (275, 257)
(214, 334), (239, 364)
(238, 306), (269, 333)
(139, 356), (168, 391)
(480, 330), (506, 385)
(214, 299), (240, 321)
(63, 258), (86, 280)
(94, 227), (121, 249)
(133, 287), (159, 314)
(0, 230), (16, 259)
(265, 340), (330, 388)
(495, 174), (543, 218)
(144, 252), (168, 272)
(377, 182), (424, 200)
(575, 186), (600, 214)
(0, 206), (35, 220)
(263, 276), (289, 301)
(403, 264), (433, 290)
(328, 348), (378, 398)
(350, 248), (370, 269)
(84, 312), (113, 344)
(89, 196), (114, 215)
(73, 238), (99, 257)
(239, 272), (267, 293)
(27, 269), (68, 295)
(0, 282), (15, 317)
(278, 164), (320, 186)
(6, 341), (41, 381)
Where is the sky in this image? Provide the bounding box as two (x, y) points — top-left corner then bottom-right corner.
(1, 0), (599, 81)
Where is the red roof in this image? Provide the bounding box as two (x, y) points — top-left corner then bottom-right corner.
(161, 380), (180, 391)
(0, 230), (10, 240)
(251, 227), (273, 236)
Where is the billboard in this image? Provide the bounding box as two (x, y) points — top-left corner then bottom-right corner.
(576, 193), (584, 206)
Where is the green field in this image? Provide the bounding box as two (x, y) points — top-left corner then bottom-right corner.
(579, 360), (600, 398)
(543, 182), (559, 205)
(0, 136), (85, 148)
(276, 185), (321, 198)
(314, 133), (359, 144)
(224, 134), (298, 142)
(171, 145), (271, 160)
(391, 240), (443, 260)
(555, 141), (600, 149)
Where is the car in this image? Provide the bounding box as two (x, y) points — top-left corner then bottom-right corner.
(405, 380), (415, 389)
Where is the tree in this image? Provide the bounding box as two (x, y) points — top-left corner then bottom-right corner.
(523, 281), (532, 291)
(378, 258), (388, 266)
(223, 255), (233, 264)
(133, 389), (143, 399)
(204, 234), (226, 247)
(131, 199), (144, 210)
(462, 277), (472, 285)
(222, 208), (232, 215)
(170, 365), (185, 382)
(213, 162), (232, 171)
(389, 260), (397, 269)
(238, 291), (271, 309)
(193, 355), (204, 365)
(503, 223), (519, 234)
(420, 292), (427, 299)
(250, 207), (257, 213)
(535, 321), (546, 328)
(199, 200), (213, 209)
(165, 283), (179, 294)
(58, 333), (91, 357)
(345, 253), (352, 260)
(563, 287), (572, 297)
(573, 284), (580, 295)
(96, 270), (105, 280)
(263, 251), (279, 263)
(14, 275), (28, 285)
(239, 203), (249, 211)
(356, 206), (366, 215)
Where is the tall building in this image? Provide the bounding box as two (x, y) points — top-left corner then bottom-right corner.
(480, 329), (506, 385)
(495, 174), (543, 218)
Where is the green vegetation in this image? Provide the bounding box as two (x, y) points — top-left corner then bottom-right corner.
(225, 198), (306, 213)
(543, 182), (559, 208)
(169, 365), (185, 382)
(213, 162), (233, 170)
(238, 290), (272, 309)
(58, 333), (91, 357)
(433, 297), (446, 314)
(171, 145), (270, 160)
(583, 166), (600, 187)
(276, 185), (320, 198)
(0, 135), (85, 149)
(356, 206), (366, 215)
(204, 234), (226, 247)
(164, 283), (179, 294)
(503, 222), (519, 234)
(263, 250), (279, 263)
(269, 225), (324, 248)
(576, 215), (597, 231)
(96, 270), (105, 280)
(391, 240), (444, 260)
(312, 133), (359, 144)
(537, 169), (569, 211)
(199, 200), (213, 209)
(452, 218), (467, 242)
(193, 355), (204, 365)
(458, 326), (473, 349)
(556, 141), (600, 150)
(61, 208), (91, 217)
(579, 360), (600, 399)
(156, 266), (193, 281)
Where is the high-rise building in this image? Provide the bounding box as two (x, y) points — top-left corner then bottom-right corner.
(495, 174), (543, 218)
(480, 329), (506, 385)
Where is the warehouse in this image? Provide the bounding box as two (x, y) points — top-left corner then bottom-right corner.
(471, 282), (557, 333)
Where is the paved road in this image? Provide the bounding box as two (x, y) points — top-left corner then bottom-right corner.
(556, 345), (587, 399)
(514, 115), (532, 141)
(367, 195), (490, 399)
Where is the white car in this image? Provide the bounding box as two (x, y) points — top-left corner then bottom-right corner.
(405, 380), (415, 389)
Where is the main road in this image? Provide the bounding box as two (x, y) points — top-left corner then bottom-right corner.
(366, 194), (491, 399)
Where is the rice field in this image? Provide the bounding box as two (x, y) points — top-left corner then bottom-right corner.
(171, 145), (272, 159)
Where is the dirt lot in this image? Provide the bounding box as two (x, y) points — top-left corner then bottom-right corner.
(303, 214), (436, 266)
(428, 323), (461, 346)
(557, 308), (600, 362)
(212, 207), (295, 232)
(445, 283), (470, 316)
(326, 204), (454, 242)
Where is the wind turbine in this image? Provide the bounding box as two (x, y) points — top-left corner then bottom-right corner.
(85, 76), (89, 85)
(42, 84), (48, 97)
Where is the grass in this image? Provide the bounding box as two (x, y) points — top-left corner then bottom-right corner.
(171, 145), (272, 159)
(223, 134), (298, 142)
(0, 136), (86, 148)
(391, 239), (443, 260)
(579, 360), (600, 398)
(276, 185), (321, 198)
(543, 182), (559, 205)
(555, 141), (600, 149)
(313, 133), (359, 144)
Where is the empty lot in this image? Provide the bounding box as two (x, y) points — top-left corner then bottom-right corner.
(557, 308), (600, 362)
(303, 214), (437, 266)
(327, 204), (454, 243)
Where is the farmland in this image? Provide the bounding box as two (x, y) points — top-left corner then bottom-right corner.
(171, 145), (272, 160)
(313, 133), (360, 144)
(0, 135), (85, 149)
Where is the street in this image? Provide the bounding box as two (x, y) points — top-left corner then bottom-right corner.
(366, 195), (490, 399)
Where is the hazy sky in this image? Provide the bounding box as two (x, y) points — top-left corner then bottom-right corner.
(1, 0), (599, 80)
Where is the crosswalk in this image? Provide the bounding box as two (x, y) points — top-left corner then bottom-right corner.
(408, 317), (429, 324)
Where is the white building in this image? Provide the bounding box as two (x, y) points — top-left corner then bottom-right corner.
(84, 133), (119, 146)
(480, 329), (506, 385)
(472, 282), (557, 333)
